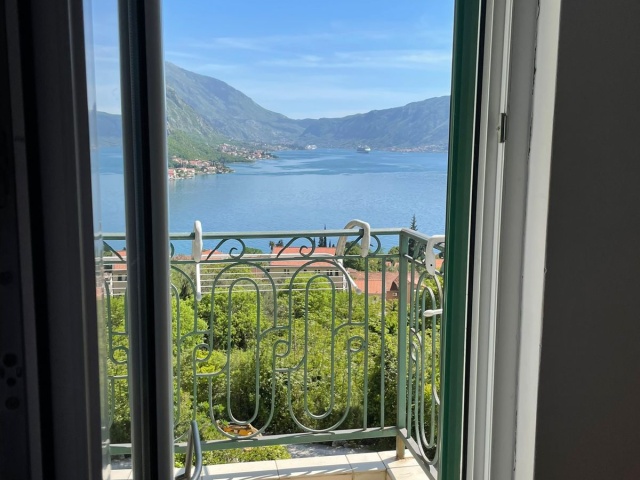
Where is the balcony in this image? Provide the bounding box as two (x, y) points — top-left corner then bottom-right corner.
(103, 226), (444, 479)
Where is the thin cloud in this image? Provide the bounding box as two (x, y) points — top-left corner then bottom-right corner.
(194, 63), (244, 74)
(249, 85), (439, 104)
(258, 49), (451, 70)
(187, 36), (274, 53)
(335, 49), (451, 65)
(184, 27), (429, 53)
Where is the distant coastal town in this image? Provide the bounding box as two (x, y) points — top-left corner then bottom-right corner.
(168, 158), (231, 180)
(388, 144), (447, 153)
(168, 143), (277, 180)
(217, 143), (278, 161)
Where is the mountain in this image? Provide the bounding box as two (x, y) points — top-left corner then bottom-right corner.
(297, 96), (450, 149)
(96, 111), (122, 147)
(165, 62), (308, 145)
(97, 62), (450, 154)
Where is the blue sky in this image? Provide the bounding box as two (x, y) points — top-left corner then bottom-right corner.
(90, 0), (454, 119)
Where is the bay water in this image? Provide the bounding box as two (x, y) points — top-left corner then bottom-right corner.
(98, 147), (448, 253)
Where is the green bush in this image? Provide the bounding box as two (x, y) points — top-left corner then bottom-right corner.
(106, 269), (440, 463)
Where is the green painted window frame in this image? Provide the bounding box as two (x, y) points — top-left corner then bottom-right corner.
(441, 0), (483, 478)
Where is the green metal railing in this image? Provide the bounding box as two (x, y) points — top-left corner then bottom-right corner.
(103, 227), (444, 476)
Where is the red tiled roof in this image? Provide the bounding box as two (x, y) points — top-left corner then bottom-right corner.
(270, 259), (340, 269)
(103, 250), (127, 271)
(390, 270), (426, 289)
(346, 270), (386, 295)
(201, 249), (224, 260)
(272, 246), (336, 256)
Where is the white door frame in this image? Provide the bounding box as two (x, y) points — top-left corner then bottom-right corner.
(466, 0), (562, 478)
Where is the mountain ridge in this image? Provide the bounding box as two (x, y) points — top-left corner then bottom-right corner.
(97, 62), (450, 154)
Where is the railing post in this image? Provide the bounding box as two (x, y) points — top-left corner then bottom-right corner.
(396, 233), (409, 459)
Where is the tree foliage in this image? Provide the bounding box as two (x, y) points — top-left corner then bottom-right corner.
(342, 241), (382, 271)
(106, 268), (440, 465)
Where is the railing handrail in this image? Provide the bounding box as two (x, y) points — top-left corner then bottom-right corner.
(104, 227), (404, 241)
(399, 228), (445, 248)
(103, 252), (401, 263)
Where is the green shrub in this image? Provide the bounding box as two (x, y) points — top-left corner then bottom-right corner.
(106, 271), (440, 462)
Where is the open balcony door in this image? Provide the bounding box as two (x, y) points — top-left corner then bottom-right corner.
(1, 0), (485, 479)
(111, 0), (485, 476)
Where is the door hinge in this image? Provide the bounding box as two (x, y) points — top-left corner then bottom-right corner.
(498, 112), (508, 143)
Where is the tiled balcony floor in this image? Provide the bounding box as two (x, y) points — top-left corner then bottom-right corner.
(110, 450), (433, 480)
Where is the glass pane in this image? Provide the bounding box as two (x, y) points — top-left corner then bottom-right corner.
(161, 0), (453, 472)
(81, 0), (111, 476)
(84, 0), (129, 475)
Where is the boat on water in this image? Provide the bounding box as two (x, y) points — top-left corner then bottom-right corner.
(304, 144), (317, 150)
(356, 145), (371, 153)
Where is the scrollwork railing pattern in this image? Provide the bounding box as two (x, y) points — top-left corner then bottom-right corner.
(103, 228), (444, 475)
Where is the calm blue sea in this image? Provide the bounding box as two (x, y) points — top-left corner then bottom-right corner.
(98, 147), (448, 253)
